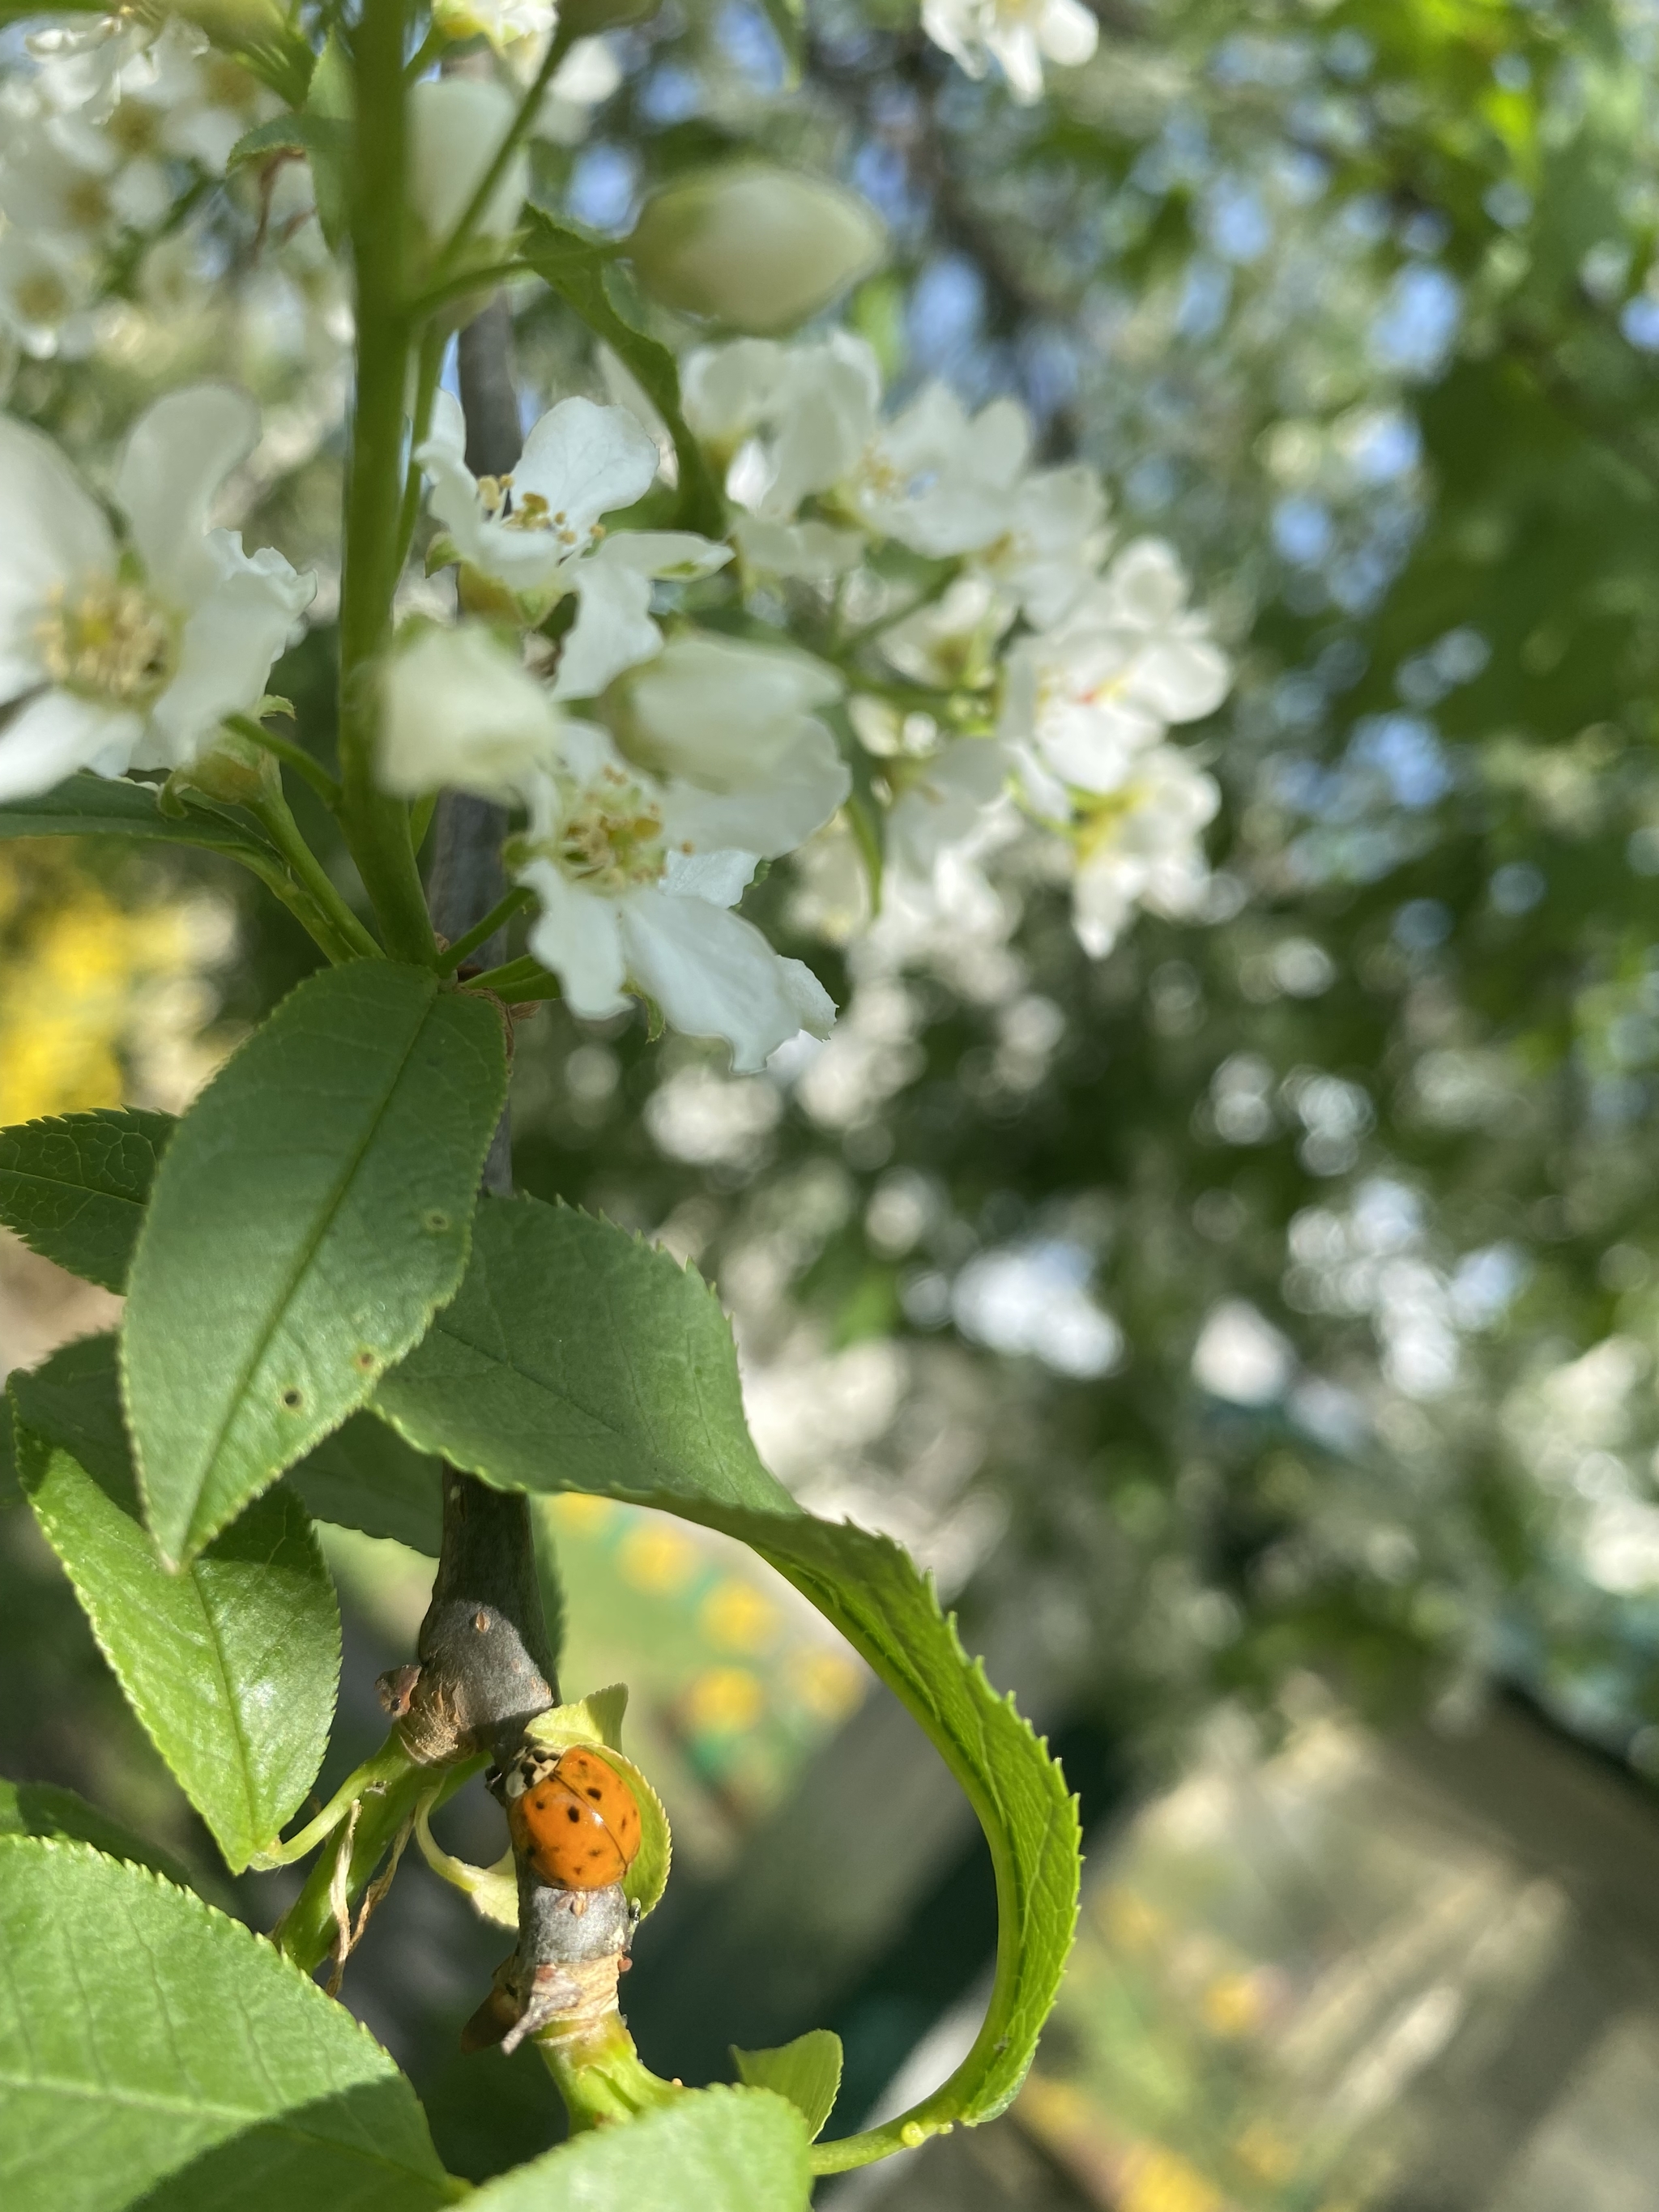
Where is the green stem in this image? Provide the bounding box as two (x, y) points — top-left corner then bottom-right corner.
(224, 712), (341, 808)
(246, 786), (383, 961)
(232, 848), (362, 965)
(395, 321), (448, 575)
(437, 885), (532, 974)
(467, 952), (552, 996)
(337, 0), (437, 964)
(273, 1739), (484, 1975)
(407, 260), (534, 318)
(535, 2017), (682, 2136)
(426, 20), (576, 284)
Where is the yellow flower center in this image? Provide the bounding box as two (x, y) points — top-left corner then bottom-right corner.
(554, 766), (667, 892)
(36, 576), (176, 705)
(13, 270), (74, 326)
(476, 474), (599, 552)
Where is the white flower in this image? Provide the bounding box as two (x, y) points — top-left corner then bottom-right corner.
(512, 721), (835, 1070)
(921, 0), (1100, 104)
(0, 117), (170, 249)
(681, 338), (789, 455)
(613, 633), (850, 856)
(0, 385), (314, 801)
(420, 389), (727, 693)
(0, 229), (100, 359)
(1001, 538), (1230, 798)
(757, 336), (1028, 556)
(378, 623), (563, 801)
(887, 736), (1013, 883)
(879, 573), (1015, 691)
(408, 75), (530, 250)
(970, 461), (1109, 629)
(1070, 746), (1220, 957)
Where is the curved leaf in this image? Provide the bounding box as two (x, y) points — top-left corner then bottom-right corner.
(286, 1413), (444, 1554)
(465, 2085), (809, 2212)
(373, 1196), (795, 1515)
(11, 1340), (340, 1873)
(367, 1204), (1079, 2172)
(0, 1107), (174, 1292)
(0, 1839), (455, 2212)
(123, 960), (506, 1564)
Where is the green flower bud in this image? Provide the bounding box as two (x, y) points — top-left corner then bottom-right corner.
(627, 163), (885, 335)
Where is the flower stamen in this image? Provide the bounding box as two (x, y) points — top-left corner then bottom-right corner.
(35, 575), (176, 705)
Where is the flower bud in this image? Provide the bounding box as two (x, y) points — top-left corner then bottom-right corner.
(163, 731), (278, 809)
(626, 163), (885, 334)
(408, 76), (530, 257)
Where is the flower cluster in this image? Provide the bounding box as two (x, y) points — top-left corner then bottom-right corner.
(0, 15), (271, 358)
(382, 387), (842, 1072)
(681, 333), (1232, 959)
(377, 321), (1230, 1068)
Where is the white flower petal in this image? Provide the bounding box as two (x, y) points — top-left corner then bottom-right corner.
(618, 888), (834, 1072)
(661, 846), (757, 908)
(595, 531), (732, 580)
(623, 633), (842, 790)
(661, 719), (849, 857)
(115, 382), (261, 609)
(552, 560), (661, 701)
(0, 413), (116, 701)
(521, 859), (630, 1018)
(0, 688), (140, 800)
(514, 397), (659, 530)
(141, 554), (315, 769)
(1132, 637), (1231, 722)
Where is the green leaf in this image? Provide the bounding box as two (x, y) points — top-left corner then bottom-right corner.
(371, 1201), (1077, 2172)
(520, 208), (727, 539)
(11, 1340), (341, 1873)
(0, 1778), (194, 1888)
(466, 2086), (810, 2212)
(732, 2031), (842, 2142)
(123, 961), (506, 1565)
(0, 1838), (456, 2212)
(226, 110), (348, 171)
(373, 1196), (796, 1515)
(286, 1413), (444, 1554)
(0, 770), (281, 859)
(0, 1108), (174, 1293)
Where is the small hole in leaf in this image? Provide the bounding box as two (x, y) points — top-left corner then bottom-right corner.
(280, 1387), (303, 1411)
(423, 1208), (450, 1234)
(353, 1350), (377, 1373)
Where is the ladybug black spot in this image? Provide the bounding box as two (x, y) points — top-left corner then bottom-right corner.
(566, 1805), (581, 1823)
(586, 1788), (603, 1800)
(533, 1796), (548, 1811)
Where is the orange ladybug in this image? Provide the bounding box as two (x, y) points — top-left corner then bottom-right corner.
(505, 1745), (642, 1890)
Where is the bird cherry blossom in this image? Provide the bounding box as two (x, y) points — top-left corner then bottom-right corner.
(0, 384), (313, 801)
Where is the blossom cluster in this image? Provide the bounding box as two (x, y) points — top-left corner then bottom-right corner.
(0, 3), (1226, 1081)
(377, 330), (1228, 1068)
(0, 15), (271, 358)
(681, 332), (1231, 959)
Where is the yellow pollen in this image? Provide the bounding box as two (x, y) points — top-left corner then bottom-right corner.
(36, 576), (175, 705)
(14, 272), (71, 326)
(63, 176), (110, 231)
(550, 768), (667, 892)
(104, 100), (160, 159)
